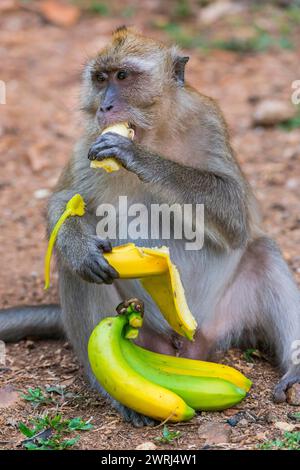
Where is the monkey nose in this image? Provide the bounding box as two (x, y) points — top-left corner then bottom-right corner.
(100, 104), (114, 113)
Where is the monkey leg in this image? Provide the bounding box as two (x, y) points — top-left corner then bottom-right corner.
(199, 236), (300, 403)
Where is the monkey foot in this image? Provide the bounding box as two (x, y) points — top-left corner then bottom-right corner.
(273, 374), (300, 403)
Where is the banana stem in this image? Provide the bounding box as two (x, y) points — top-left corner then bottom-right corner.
(124, 326), (139, 339)
(128, 312), (143, 328)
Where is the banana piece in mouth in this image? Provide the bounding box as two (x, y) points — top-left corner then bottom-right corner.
(90, 122), (135, 173)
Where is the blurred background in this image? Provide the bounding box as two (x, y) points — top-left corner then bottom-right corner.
(0, 0), (300, 451)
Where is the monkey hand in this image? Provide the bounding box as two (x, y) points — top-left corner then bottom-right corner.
(273, 368), (300, 403)
(88, 132), (142, 176)
(71, 236), (119, 285)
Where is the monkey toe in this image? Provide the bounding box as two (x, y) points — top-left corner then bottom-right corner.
(273, 374), (300, 403)
(120, 406), (155, 428)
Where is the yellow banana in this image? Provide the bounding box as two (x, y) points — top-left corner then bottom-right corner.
(104, 244), (197, 340)
(88, 315), (195, 422)
(128, 342), (251, 392)
(90, 122), (134, 172)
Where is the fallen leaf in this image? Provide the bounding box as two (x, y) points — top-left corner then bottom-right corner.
(274, 421), (295, 432)
(198, 422), (231, 445)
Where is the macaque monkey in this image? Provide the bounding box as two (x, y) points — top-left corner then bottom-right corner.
(1, 27), (299, 426)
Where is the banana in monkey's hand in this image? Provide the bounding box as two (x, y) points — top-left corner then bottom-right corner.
(88, 299), (251, 423)
(90, 122), (134, 173)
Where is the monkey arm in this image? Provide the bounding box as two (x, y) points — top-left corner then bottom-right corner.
(88, 133), (250, 249)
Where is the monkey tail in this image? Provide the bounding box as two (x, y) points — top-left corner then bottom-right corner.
(0, 305), (64, 342)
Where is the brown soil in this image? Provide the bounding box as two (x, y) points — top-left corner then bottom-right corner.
(0, 1), (299, 450)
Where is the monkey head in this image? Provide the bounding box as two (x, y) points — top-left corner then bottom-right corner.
(81, 26), (189, 140)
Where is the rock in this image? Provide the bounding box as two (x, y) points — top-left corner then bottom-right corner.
(274, 421), (295, 432)
(136, 441), (157, 450)
(237, 418), (249, 427)
(286, 178), (299, 190)
(264, 411), (277, 424)
(200, 1), (244, 25)
(286, 383), (300, 406)
(198, 422), (231, 445)
(39, 1), (81, 27)
(253, 100), (295, 126)
(0, 386), (20, 409)
(34, 188), (50, 199)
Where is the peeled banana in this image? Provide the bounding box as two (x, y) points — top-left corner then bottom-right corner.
(88, 315), (195, 422)
(90, 122), (134, 172)
(103, 243), (197, 340)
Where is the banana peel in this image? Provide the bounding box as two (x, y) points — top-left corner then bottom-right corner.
(90, 122), (134, 173)
(103, 244), (197, 340)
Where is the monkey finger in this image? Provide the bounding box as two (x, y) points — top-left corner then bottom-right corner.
(79, 265), (105, 284)
(88, 259), (115, 285)
(95, 255), (120, 281)
(88, 145), (119, 160)
(92, 236), (112, 253)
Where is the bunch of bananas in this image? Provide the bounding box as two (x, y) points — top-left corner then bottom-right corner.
(88, 299), (251, 423)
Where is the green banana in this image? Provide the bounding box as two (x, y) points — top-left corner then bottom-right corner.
(88, 315), (195, 422)
(128, 342), (252, 392)
(121, 339), (247, 411)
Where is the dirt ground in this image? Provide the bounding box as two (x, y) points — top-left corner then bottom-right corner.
(0, 0), (300, 450)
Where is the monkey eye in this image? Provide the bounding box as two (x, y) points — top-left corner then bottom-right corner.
(117, 70), (128, 80)
(94, 72), (106, 83)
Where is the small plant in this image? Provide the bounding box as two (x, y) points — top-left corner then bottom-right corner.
(155, 425), (181, 445)
(279, 110), (300, 131)
(19, 414), (93, 450)
(260, 432), (300, 450)
(243, 348), (260, 363)
(20, 388), (53, 407)
(289, 412), (300, 421)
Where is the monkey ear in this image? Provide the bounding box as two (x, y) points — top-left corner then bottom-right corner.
(173, 56), (189, 86)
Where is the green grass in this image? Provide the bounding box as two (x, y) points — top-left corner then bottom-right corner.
(19, 414), (93, 450)
(174, 0), (192, 18)
(212, 32), (293, 53)
(156, 22), (293, 53)
(260, 432), (300, 450)
(87, 1), (110, 16)
(243, 348), (260, 363)
(155, 425), (181, 445)
(279, 110), (300, 131)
